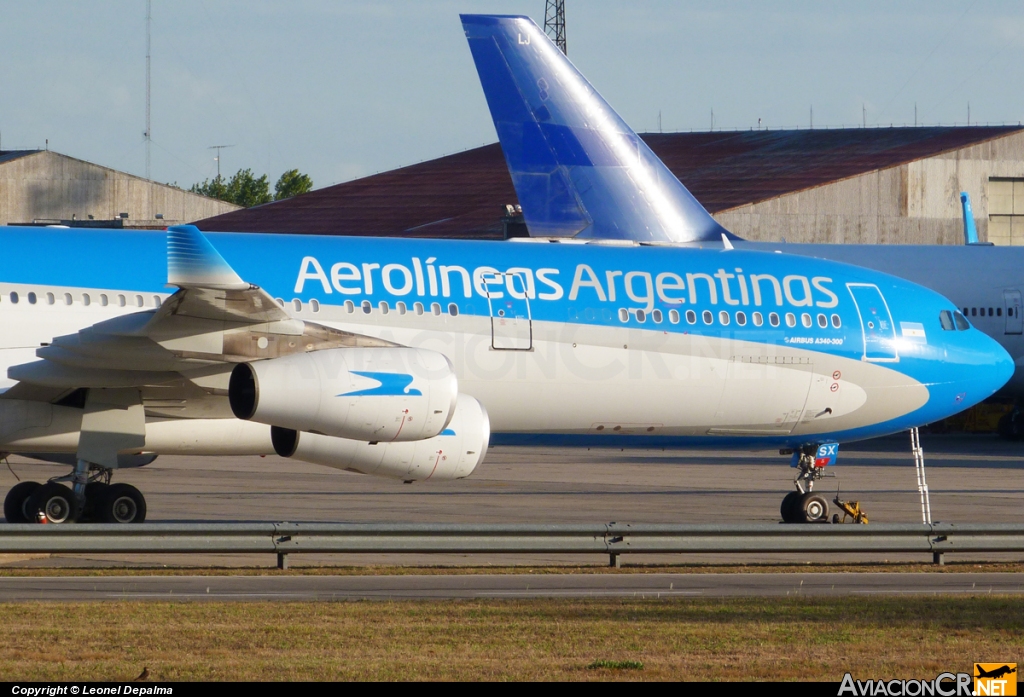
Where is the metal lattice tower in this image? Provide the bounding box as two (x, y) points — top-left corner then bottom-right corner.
(544, 0), (566, 55)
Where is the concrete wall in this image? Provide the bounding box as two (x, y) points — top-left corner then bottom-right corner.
(0, 151), (240, 227)
(713, 130), (1024, 245)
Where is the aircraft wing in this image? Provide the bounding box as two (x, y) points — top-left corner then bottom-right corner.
(4, 225), (389, 415)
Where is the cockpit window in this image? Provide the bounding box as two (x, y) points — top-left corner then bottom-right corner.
(953, 311), (971, 331)
(939, 310), (955, 331)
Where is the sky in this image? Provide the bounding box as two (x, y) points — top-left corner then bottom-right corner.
(1, 1), (1022, 191)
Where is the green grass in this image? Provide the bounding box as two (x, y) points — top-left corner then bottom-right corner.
(0, 596), (1020, 681)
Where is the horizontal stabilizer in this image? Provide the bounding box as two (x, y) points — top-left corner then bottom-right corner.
(168, 225), (249, 290)
(461, 14), (733, 243)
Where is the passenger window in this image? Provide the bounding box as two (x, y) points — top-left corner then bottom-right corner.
(785, 313), (796, 327)
(64, 293), (73, 306)
(414, 302), (424, 316)
(618, 308), (628, 322)
(831, 314), (841, 328)
(275, 298), (285, 307)
(100, 294), (108, 307)
(117, 294), (126, 307)
(379, 301), (389, 314)
(293, 299), (303, 312)
(735, 311), (746, 326)
(702, 310), (713, 325)
(989, 308), (994, 317)
(152, 295), (161, 307)
(801, 313), (811, 328)
(345, 300), (355, 313)
(971, 308), (977, 316)
(954, 311), (970, 331)
(668, 309), (679, 324)
(27, 292), (37, 305)
(752, 312), (763, 327)
(997, 307), (1002, 317)
(448, 303), (458, 316)
(636, 309), (646, 323)
(817, 314), (827, 328)
(431, 303), (441, 316)
(939, 310), (955, 331)
(396, 302), (407, 315)
(135, 295), (144, 307)
(361, 300), (372, 314)
(769, 312), (780, 327)
(718, 310), (730, 325)
(9, 292), (18, 304)
(685, 310), (696, 324)
(46, 292), (55, 305)
(651, 309), (663, 323)
(82, 293), (90, 306)
(311, 299), (320, 312)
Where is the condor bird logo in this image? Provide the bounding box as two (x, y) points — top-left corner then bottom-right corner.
(338, 372), (422, 397)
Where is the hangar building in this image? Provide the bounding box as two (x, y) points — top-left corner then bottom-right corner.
(197, 125), (1024, 246)
(0, 149), (240, 229)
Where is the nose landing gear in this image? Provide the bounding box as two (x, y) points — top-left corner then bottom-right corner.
(780, 443), (836, 524)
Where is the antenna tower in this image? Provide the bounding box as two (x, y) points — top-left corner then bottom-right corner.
(208, 145), (234, 179)
(544, 0), (566, 55)
(145, 0), (151, 180)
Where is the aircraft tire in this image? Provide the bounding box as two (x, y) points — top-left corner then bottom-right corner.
(97, 484), (146, 524)
(780, 491), (801, 523)
(27, 483), (78, 524)
(4, 481), (42, 523)
(795, 492), (830, 524)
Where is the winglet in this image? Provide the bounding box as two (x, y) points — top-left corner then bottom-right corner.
(960, 192), (979, 245)
(461, 14), (735, 244)
(167, 225), (248, 290)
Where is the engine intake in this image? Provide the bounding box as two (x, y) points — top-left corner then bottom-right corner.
(273, 394), (489, 481)
(229, 347), (458, 443)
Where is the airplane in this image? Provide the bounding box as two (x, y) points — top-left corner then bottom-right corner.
(976, 666), (1016, 680)
(467, 14), (1024, 434)
(0, 15), (1012, 528)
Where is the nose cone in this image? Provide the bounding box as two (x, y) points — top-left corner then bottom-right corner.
(928, 328), (1014, 419)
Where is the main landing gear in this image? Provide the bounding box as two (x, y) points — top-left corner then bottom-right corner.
(780, 444), (834, 524)
(3, 463), (146, 524)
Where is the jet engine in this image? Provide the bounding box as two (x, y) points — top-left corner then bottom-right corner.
(271, 394), (489, 481)
(229, 347), (458, 442)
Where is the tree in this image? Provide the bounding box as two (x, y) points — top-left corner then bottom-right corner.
(191, 168), (311, 207)
(190, 169), (271, 208)
(275, 169), (313, 200)
(225, 168), (272, 208)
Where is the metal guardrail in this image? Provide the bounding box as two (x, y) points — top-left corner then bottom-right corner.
(2, 522), (1024, 568)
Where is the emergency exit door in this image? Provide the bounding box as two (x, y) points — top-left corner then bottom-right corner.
(1004, 290), (1022, 335)
(847, 283), (898, 362)
(484, 272), (533, 350)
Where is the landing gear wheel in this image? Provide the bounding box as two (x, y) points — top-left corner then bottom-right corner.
(80, 482), (110, 523)
(780, 491), (800, 523)
(794, 492), (830, 524)
(97, 484), (146, 524)
(27, 483), (78, 524)
(4, 481), (41, 523)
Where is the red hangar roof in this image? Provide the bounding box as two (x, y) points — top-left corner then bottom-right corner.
(195, 126), (1024, 240)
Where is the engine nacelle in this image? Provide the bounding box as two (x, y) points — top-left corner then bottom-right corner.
(229, 347), (458, 443)
(272, 394), (489, 481)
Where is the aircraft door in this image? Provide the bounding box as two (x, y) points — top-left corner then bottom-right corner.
(484, 271), (533, 350)
(1004, 290), (1022, 335)
(847, 283), (898, 362)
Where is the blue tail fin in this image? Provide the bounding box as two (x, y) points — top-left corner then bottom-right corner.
(960, 192), (979, 244)
(461, 14), (732, 243)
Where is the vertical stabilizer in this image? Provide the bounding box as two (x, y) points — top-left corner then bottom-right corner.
(461, 14), (732, 243)
(960, 192), (979, 245)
